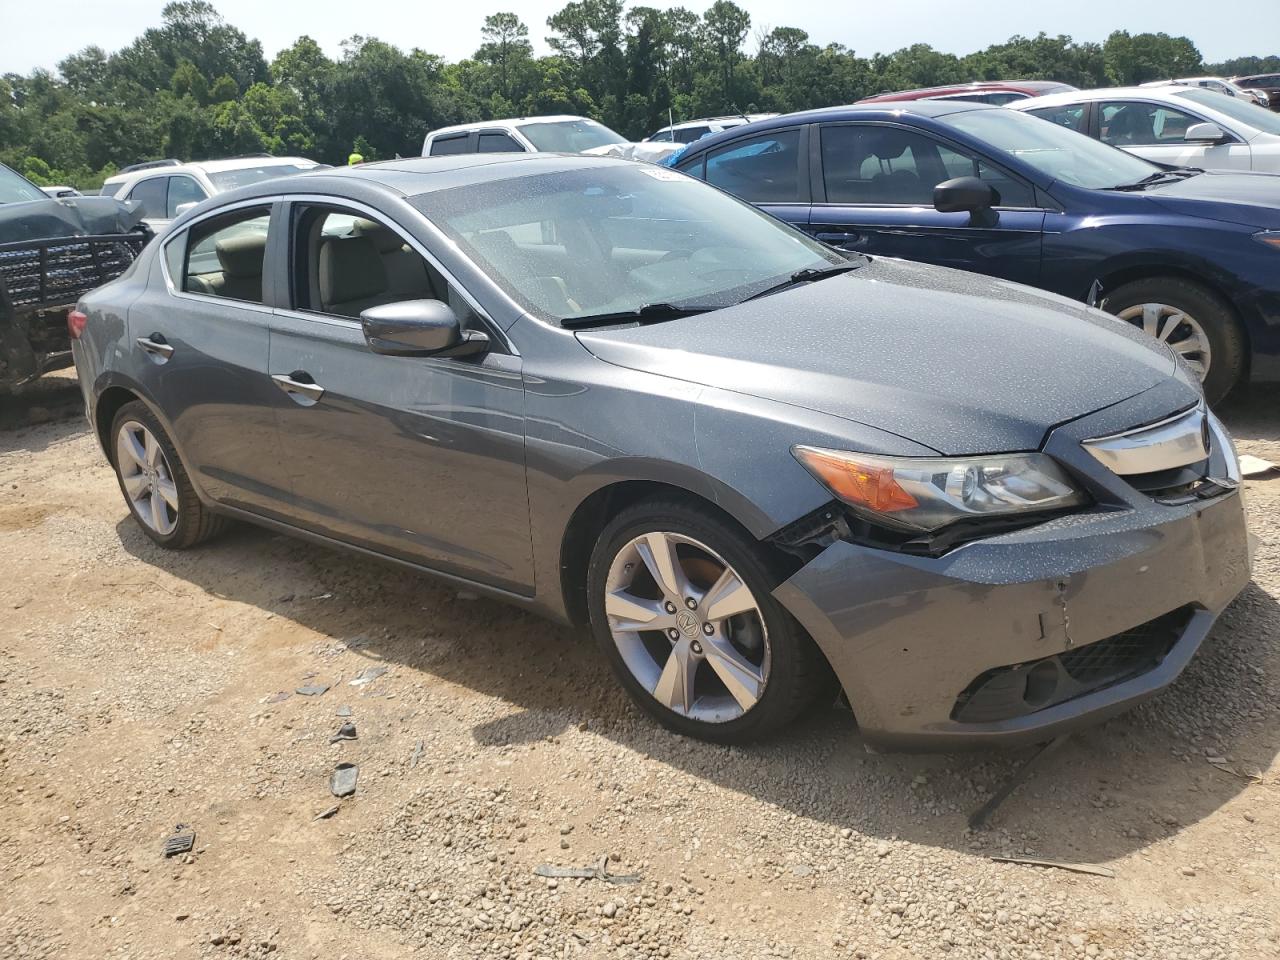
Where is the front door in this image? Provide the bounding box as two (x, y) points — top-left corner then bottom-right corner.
(806, 122), (1046, 287)
(267, 202), (534, 593)
(137, 201), (295, 516)
(1096, 100), (1253, 172)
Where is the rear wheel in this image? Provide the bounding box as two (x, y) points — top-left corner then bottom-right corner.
(586, 499), (831, 744)
(110, 401), (226, 549)
(1100, 277), (1246, 405)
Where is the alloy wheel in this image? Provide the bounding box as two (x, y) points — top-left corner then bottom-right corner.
(1117, 302), (1212, 381)
(603, 531), (770, 723)
(116, 420), (179, 536)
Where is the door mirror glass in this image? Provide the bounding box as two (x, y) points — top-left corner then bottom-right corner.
(933, 176), (998, 214)
(360, 299), (489, 358)
(1184, 121), (1227, 143)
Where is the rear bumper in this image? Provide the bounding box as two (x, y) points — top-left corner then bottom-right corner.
(774, 389), (1251, 750)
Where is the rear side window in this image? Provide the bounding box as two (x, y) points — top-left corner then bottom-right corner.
(673, 125), (711, 144)
(430, 134), (470, 156)
(477, 132), (523, 153)
(182, 206), (271, 304)
(705, 129), (803, 203)
(1027, 104), (1087, 133)
(126, 177), (168, 219)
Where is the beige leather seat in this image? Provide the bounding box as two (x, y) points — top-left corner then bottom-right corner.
(318, 235), (398, 317)
(352, 218), (442, 301)
(188, 233), (266, 301)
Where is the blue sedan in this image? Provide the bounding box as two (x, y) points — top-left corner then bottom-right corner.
(666, 100), (1280, 403)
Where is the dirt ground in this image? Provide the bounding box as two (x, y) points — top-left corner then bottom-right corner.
(1, 370), (1278, 960)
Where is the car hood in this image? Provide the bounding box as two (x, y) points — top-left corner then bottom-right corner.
(0, 195), (145, 244)
(576, 258), (1182, 455)
(1145, 170), (1280, 229)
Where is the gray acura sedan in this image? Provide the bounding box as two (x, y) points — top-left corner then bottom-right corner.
(70, 154), (1250, 749)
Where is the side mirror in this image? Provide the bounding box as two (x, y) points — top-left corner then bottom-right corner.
(1185, 122), (1228, 143)
(361, 299), (489, 358)
(174, 202), (199, 217)
(934, 176), (999, 214)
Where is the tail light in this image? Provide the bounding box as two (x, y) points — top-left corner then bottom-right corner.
(67, 309), (88, 339)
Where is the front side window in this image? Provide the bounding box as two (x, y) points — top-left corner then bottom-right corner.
(290, 205), (477, 327)
(820, 124), (1034, 207)
(673, 125), (711, 144)
(167, 176), (208, 218)
(938, 106), (1158, 189)
(477, 132), (524, 154)
(127, 177), (169, 219)
(705, 129), (803, 203)
(517, 120), (626, 153)
(412, 164), (841, 324)
(1099, 102), (1202, 146)
(0, 163), (47, 203)
(648, 129), (675, 142)
(182, 206), (271, 303)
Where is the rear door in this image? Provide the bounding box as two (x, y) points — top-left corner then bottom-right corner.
(1094, 99), (1252, 171)
(266, 199), (534, 592)
(806, 121), (1045, 286)
(140, 201), (295, 516)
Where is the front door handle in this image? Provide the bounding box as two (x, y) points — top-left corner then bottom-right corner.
(136, 334), (174, 360)
(271, 373), (325, 404)
(815, 231), (863, 248)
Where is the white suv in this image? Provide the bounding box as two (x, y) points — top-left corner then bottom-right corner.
(422, 116), (627, 156)
(643, 114), (778, 145)
(101, 155), (320, 230)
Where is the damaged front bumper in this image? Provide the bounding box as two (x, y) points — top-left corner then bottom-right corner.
(773, 387), (1252, 751)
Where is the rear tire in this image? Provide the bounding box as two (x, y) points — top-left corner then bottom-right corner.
(1100, 277), (1246, 405)
(586, 498), (833, 744)
(110, 400), (226, 549)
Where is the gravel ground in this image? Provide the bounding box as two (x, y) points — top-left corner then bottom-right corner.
(1, 371), (1278, 960)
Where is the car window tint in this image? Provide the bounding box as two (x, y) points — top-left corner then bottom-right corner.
(1099, 102), (1201, 146)
(166, 176), (207, 218)
(677, 154), (706, 179)
(705, 129), (802, 203)
(430, 134), (470, 156)
(649, 130), (674, 142)
(183, 207), (271, 303)
(478, 132), (523, 153)
(127, 177), (169, 219)
(820, 125), (1033, 207)
(673, 125), (710, 144)
(1027, 104), (1087, 132)
(290, 205), (478, 328)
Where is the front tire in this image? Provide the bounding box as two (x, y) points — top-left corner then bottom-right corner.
(1100, 277), (1246, 405)
(110, 401), (226, 549)
(586, 499), (831, 744)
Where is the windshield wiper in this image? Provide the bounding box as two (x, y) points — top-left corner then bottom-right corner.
(741, 260), (864, 302)
(561, 302), (714, 330)
(1105, 168), (1200, 191)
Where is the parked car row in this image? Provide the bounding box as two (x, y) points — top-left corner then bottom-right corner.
(71, 144), (1250, 750)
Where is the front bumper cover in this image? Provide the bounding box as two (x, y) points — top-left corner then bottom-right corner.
(773, 384), (1251, 750)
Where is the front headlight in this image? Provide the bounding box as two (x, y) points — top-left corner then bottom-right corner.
(793, 446), (1088, 532)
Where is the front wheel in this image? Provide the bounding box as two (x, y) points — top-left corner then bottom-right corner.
(586, 499), (832, 744)
(1100, 277), (1246, 405)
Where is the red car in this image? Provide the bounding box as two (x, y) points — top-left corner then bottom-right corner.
(859, 80), (1077, 106)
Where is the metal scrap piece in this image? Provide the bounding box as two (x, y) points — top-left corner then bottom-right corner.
(534, 856), (639, 885)
(163, 824), (195, 857)
(991, 856), (1115, 878)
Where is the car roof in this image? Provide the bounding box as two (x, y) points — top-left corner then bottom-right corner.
(861, 80), (1070, 101)
(427, 115), (593, 138)
(1014, 85), (1196, 109)
(104, 156), (316, 184)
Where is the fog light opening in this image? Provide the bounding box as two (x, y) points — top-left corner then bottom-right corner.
(1022, 660), (1060, 709)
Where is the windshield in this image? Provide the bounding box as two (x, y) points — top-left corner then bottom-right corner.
(412, 164), (842, 324)
(207, 163), (317, 192)
(0, 164), (49, 204)
(1173, 88), (1280, 135)
(943, 107), (1159, 189)
(518, 120), (627, 153)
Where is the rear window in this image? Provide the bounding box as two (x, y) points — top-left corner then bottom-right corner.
(1173, 88), (1280, 135)
(206, 164), (316, 192)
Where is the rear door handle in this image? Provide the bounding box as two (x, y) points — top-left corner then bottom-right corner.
(136, 334), (174, 360)
(815, 231), (864, 247)
(271, 373), (325, 404)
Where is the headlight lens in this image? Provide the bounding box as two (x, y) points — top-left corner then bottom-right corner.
(1254, 231), (1280, 251)
(793, 446), (1088, 531)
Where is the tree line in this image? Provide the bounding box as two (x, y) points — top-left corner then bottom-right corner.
(2, 0), (1278, 189)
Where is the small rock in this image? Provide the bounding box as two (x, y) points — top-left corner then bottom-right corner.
(602, 901), (617, 918)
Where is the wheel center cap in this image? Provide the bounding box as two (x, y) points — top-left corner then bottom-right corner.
(675, 610), (700, 639)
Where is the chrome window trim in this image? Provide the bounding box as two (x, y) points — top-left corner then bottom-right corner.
(1082, 403), (1211, 475)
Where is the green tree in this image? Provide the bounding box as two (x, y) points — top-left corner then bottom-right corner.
(701, 0), (751, 110)
(476, 13), (533, 101)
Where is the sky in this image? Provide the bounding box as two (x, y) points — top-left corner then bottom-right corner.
(1, 0), (1277, 75)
